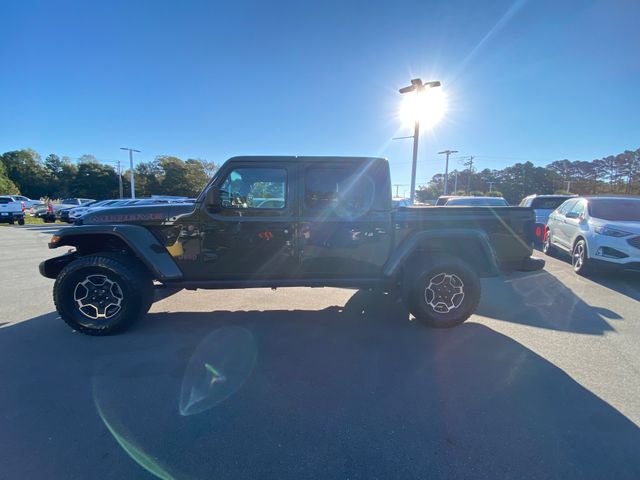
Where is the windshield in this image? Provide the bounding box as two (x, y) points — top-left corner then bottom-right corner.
(589, 199), (640, 221)
(446, 197), (508, 206)
(531, 197), (572, 210)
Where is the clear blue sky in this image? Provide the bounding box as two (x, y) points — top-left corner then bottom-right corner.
(1, 0), (639, 191)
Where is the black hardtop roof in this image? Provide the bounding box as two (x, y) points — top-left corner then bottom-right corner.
(227, 155), (387, 164)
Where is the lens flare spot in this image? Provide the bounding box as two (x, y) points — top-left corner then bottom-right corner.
(179, 327), (257, 416)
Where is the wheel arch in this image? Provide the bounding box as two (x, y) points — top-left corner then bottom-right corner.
(44, 225), (183, 281)
(383, 229), (500, 280)
(572, 235), (588, 256)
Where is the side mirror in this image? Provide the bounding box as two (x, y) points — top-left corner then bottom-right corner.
(565, 211), (579, 219)
(206, 187), (221, 211)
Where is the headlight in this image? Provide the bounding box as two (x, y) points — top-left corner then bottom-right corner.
(594, 226), (632, 237)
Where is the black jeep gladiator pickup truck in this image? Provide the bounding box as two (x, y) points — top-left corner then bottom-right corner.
(40, 156), (543, 335)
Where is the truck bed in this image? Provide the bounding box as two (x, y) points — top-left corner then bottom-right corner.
(394, 206), (535, 268)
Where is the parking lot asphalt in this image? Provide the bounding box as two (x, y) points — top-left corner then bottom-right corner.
(1, 225), (639, 479)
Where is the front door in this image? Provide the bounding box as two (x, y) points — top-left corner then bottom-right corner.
(199, 163), (297, 279)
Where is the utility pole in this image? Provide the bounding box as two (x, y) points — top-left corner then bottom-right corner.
(393, 184), (401, 197)
(398, 78), (441, 204)
(487, 181), (495, 193)
(565, 180), (571, 193)
(120, 147), (140, 199)
(453, 171), (458, 193)
(463, 156), (474, 194)
(116, 160), (124, 199)
(438, 150), (458, 195)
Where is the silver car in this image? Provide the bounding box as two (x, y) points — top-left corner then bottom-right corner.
(543, 196), (640, 274)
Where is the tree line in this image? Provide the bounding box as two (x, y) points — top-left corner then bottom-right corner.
(416, 147), (640, 204)
(0, 149), (217, 200)
(2, 146), (639, 204)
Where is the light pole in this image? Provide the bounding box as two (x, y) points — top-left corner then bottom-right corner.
(116, 160), (124, 198)
(120, 147), (140, 199)
(398, 78), (441, 204)
(438, 150), (458, 195)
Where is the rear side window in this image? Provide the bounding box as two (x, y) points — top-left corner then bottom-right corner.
(0, 198), (11, 204)
(531, 197), (572, 209)
(304, 165), (375, 217)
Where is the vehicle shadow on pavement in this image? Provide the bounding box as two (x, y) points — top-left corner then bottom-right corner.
(1, 293), (639, 480)
(582, 271), (640, 302)
(477, 271), (622, 334)
(535, 248), (640, 302)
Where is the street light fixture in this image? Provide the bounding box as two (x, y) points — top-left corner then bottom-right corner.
(398, 78), (441, 204)
(120, 147), (141, 199)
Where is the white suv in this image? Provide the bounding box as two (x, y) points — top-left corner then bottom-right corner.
(543, 196), (640, 274)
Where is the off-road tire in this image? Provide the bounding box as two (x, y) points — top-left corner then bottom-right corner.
(405, 255), (481, 328)
(18, 217), (25, 225)
(53, 254), (154, 335)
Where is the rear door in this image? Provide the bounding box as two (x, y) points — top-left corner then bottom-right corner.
(561, 199), (587, 246)
(199, 162), (298, 279)
(297, 159), (393, 278)
(552, 199), (577, 248)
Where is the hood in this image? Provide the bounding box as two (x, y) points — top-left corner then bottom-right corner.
(80, 202), (196, 226)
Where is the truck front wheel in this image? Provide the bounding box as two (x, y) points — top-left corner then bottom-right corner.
(53, 254), (154, 335)
(406, 256), (481, 328)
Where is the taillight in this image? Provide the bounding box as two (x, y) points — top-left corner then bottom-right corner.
(21, 201), (25, 212)
(535, 225), (542, 238)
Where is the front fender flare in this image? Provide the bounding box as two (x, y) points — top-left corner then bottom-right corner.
(48, 224), (183, 281)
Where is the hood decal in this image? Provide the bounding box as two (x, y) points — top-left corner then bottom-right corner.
(89, 212), (165, 223)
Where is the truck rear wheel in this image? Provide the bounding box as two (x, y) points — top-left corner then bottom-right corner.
(53, 254), (154, 335)
(406, 256), (481, 328)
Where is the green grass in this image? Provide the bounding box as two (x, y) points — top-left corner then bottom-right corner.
(0, 215), (60, 226)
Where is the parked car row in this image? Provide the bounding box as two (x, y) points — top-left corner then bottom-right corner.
(58, 196), (193, 224)
(31, 198), (95, 222)
(415, 192), (640, 276)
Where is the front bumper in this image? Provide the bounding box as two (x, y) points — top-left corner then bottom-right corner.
(588, 233), (640, 270)
(39, 252), (78, 279)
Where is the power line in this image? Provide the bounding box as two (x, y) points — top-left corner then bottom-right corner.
(463, 156), (474, 194)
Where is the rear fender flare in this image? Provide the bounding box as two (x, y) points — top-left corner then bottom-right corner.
(383, 229), (500, 279)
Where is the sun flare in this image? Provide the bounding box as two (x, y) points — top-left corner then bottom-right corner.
(399, 88), (447, 129)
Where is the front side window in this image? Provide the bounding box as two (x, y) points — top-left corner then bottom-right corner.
(557, 199), (576, 215)
(568, 200), (585, 217)
(304, 166), (375, 217)
(219, 168), (286, 209)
